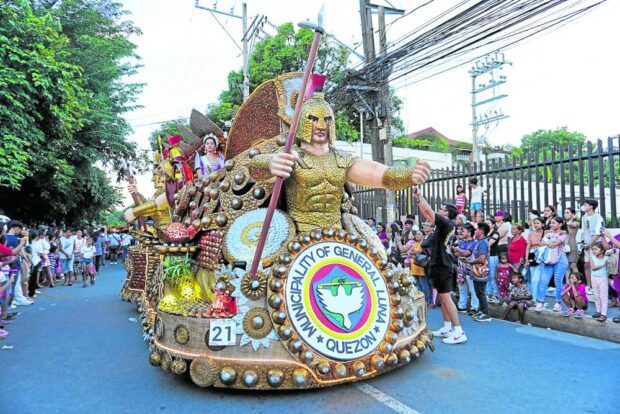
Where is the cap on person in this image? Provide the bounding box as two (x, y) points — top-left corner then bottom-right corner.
(495, 210), (505, 217)
(583, 198), (598, 210)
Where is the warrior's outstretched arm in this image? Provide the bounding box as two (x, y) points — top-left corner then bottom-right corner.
(346, 158), (431, 190)
(124, 183), (169, 222)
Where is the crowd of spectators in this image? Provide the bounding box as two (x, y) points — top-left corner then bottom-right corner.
(365, 178), (620, 338)
(0, 219), (133, 340)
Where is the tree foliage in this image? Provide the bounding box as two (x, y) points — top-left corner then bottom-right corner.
(517, 127), (586, 154)
(196, 22), (409, 147)
(206, 23), (367, 143)
(0, 0), (143, 225)
(148, 117), (189, 153)
(0, 1), (87, 188)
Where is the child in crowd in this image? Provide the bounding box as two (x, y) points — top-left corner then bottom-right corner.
(502, 271), (532, 324)
(81, 238), (96, 287)
(455, 184), (467, 215)
(0, 273), (16, 339)
(589, 243), (609, 322)
(47, 245), (58, 288)
(496, 253), (512, 302)
(560, 272), (588, 318)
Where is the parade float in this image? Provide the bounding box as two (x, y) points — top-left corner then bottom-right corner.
(121, 18), (434, 390)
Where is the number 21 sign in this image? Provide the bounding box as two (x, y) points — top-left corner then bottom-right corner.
(208, 319), (236, 346)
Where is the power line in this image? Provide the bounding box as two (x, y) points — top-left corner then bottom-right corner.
(386, 0), (603, 88)
(106, 0), (605, 142)
(330, 0), (606, 111)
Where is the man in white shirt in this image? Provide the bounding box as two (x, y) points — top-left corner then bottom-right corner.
(121, 233), (132, 260)
(59, 229), (75, 285)
(469, 178), (486, 221)
(28, 230), (45, 298)
(108, 230), (121, 264)
(580, 198), (604, 288)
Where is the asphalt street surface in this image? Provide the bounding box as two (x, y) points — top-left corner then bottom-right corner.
(3, 262), (618, 414)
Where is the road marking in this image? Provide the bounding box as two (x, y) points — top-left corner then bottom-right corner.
(355, 383), (423, 414)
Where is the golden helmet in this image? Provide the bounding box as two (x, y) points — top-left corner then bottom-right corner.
(295, 75), (336, 145)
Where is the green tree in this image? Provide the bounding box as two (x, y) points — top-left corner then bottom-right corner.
(148, 117), (189, 153)
(103, 207), (131, 227)
(207, 23), (360, 140)
(0, 0), (87, 188)
(517, 127), (586, 153)
(204, 22), (406, 145)
(0, 0), (143, 225)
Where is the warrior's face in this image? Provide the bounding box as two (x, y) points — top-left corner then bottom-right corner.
(296, 92), (336, 145)
(311, 114), (331, 144)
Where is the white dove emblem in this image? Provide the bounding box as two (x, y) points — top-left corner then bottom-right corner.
(317, 284), (365, 330)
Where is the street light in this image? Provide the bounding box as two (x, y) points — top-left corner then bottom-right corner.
(354, 102), (367, 160)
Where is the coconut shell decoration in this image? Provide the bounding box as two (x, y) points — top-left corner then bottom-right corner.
(164, 223), (190, 243)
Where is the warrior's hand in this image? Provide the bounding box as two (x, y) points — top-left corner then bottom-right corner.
(128, 183), (137, 195)
(270, 152), (298, 179)
(124, 209), (136, 222)
(411, 159), (432, 185)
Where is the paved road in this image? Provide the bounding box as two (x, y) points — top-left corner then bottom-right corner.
(3, 263), (618, 414)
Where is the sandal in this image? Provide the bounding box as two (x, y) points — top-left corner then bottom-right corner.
(82, 283), (88, 288)
(597, 315), (607, 323)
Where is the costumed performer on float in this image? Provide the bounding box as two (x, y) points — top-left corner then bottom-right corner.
(125, 152), (171, 238)
(248, 74), (432, 233)
(194, 135), (225, 178)
(124, 133), (200, 231)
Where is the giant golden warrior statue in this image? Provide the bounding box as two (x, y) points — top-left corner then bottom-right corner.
(249, 74), (430, 232)
(121, 35), (435, 388)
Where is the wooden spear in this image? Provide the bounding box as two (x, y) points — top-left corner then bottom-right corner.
(248, 9), (326, 279)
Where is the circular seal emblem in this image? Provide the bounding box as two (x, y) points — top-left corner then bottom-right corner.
(285, 241), (390, 361)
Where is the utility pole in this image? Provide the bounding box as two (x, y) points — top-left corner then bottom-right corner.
(378, 5), (395, 223)
(242, 3), (249, 101)
(469, 51), (511, 166)
(358, 0), (403, 222)
(359, 0), (385, 222)
(377, 6), (393, 167)
(195, 1), (264, 101)
(359, 0), (381, 162)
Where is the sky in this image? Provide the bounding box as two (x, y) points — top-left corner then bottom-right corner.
(118, 0), (620, 201)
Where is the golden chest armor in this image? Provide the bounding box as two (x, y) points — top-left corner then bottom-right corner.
(284, 147), (356, 232)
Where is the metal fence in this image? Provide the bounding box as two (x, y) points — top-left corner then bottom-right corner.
(352, 136), (620, 227)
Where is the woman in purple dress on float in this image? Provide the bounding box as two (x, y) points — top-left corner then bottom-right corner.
(194, 136), (224, 178)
